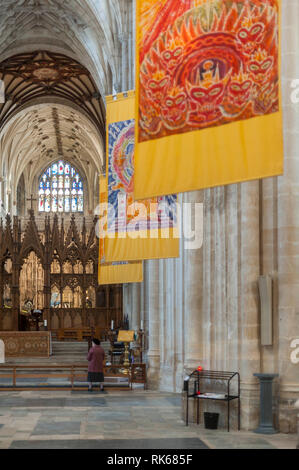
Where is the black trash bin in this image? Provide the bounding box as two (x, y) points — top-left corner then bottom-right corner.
(204, 412), (219, 429)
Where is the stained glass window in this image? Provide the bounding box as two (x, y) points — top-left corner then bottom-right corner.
(39, 160), (84, 213)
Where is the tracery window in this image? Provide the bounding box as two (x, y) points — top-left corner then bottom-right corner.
(38, 160), (84, 213)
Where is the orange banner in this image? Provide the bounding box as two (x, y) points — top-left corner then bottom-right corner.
(134, 0), (283, 199)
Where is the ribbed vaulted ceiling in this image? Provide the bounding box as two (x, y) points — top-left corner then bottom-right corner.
(0, 50), (105, 136)
(0, 0), (134, 215)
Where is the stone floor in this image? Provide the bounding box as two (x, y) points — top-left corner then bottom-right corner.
(0, 389), (296, 449)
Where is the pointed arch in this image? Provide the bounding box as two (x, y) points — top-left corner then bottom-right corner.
(38, 160), (84, 214)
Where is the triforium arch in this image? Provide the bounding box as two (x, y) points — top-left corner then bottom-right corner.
(0, 210), (123, 332)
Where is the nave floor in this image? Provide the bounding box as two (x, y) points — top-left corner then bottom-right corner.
(0, 390), (296, 449)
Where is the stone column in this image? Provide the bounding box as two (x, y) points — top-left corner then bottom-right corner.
(120, 31), (129, 92)
(183, 190), (203, 371)
(139, 274), (146, 348)
(295, 399), (299, 449)
(43, 217), (51, 330)
(122, 284), (130, 323)
(12, 216), (20, 331)
(173, 206), (185, 391)
(240, 181), (261, 430)
(130, 283), (141, 331)
(275, 0), (299, 433)
(225, 184), (240, 373)
(213, 186), (227, 371)
(0, 257), (3, 331)
(146, 259), (161, 389)
(82, 266), (87, 327)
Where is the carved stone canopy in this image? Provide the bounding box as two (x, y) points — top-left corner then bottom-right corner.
(0, 211), (99, 272)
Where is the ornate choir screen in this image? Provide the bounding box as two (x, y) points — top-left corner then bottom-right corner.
(0, 211), (122, 332)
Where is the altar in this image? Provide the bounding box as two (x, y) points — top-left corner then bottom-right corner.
(0, 331), (51, 358)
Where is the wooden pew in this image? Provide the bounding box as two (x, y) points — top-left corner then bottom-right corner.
(0, 363), (147, 390)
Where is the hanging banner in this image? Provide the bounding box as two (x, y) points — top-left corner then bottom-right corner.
(135, 0), (283, 199)
(104, 91), (179, 262)
(98, 175), (143, 285)
(98, 259), (143, 285)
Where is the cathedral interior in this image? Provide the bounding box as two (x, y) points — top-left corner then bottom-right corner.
(0, 0), (298, 451)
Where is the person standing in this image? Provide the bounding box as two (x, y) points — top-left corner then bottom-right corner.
(87, 338), (105, 392)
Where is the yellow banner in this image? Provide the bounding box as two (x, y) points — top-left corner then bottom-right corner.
(104, 91), (179, 262)
(98, 261), (143, 285)
(98, 175), (143, 285)
(134, 0), (283, 199)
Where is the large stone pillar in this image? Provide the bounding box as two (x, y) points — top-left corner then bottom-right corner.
(173, 214), (185, 391)
(275, 0), (299, 433)
(130, 283), (141, 331)
(139, 273), (146, 349)
(225, 184), (240, 373)
(213, 186), (227, 371)
(12, 216), (20, 331)
(183, 191), (203, 371)
(159, 258), (174, 391)
(146, 259), (161, 389)
(240, 181), (261, 430)
(122, 284), (131, 324)
(43, 217), (51, 330)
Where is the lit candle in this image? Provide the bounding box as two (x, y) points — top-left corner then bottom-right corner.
(141, 320), (143, 330)
(111, 320), (114, 330)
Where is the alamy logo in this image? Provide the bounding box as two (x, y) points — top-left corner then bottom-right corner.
(290, 339), (299, 365)
(0, 80), (5, 104)
(290, 79), (299, 104)
(95, 201), (204, 250)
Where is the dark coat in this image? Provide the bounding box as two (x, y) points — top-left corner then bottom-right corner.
(87, 345), (105, 372)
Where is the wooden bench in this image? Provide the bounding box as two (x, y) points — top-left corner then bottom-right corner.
(0, 363), (146, 390)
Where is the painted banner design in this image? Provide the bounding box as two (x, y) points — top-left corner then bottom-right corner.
(105, 92), (179, 262)
(98, 175), (143, 285)
(139, 0), (279, 140)
(108, 118), (177, 234)
(135, 0), (283, 200)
